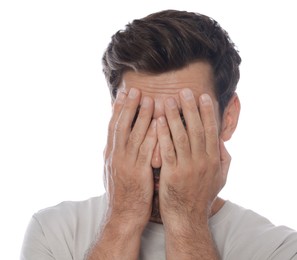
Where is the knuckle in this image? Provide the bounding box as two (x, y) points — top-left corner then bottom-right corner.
(210, 156), (220, 168)
(138, 106), (151, 118)
(198, 160), (208, 173)
(164, 145), (176, 164)
(165, 154), (175, 164)
(139, 143), (151, 157)
(110, 156), (126, 173)
(175, 133), (189, 147)
(113, 99), (124, 112)
(165, 142), (175, 153)
(128, 131), (142, 147)
(189, 127), (205, 139)
(124, 99), (137, 111)
(138, 145), (150, 165)
(188, 103), (198, 113)
(201, 155), (220, 175)
(205, 124), (218, 137)
(114, 121), (124, 134)
(208, 146), (221, 162)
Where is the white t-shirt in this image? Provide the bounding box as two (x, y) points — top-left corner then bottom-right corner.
(20, 194), (297, 260)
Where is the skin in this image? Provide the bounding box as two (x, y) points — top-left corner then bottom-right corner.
(86, 61), (240, 259)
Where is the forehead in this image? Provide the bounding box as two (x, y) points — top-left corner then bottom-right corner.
(119, 61), (216, 101)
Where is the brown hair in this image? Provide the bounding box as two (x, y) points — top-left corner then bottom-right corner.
(102, 9), (241, 116)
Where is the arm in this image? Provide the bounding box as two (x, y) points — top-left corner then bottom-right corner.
(157, 89), (231, 259)
(86, 88), (157, 259)
(86, 217), (144, 260)
(163, 217), (219, 259)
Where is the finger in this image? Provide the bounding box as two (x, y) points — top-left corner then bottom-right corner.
(199, 94), (219, 157)
(136, 119), (158, 168)
(104, 91), (127, 160)
(156, 116), (177, 167)
(127, 96), (154, 159)
(151, 141), (162, 168)
(164, 97), (190, 159)
(179, 88), (205, 155)
(113, 88), (141, 151)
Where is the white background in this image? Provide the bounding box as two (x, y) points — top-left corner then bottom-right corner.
(1, 0), (297, 259)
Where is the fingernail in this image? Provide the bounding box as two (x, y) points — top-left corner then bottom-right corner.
(158, 116), (166, 126)
(128, 88), (138, 99)
(141, 96), (151, 108)
(151, 119), (157, 128)
(165, 97), (177, 108)
(200, 94), (211, 105)
(116, 92), (126, 102)
(181, 88), (194, 100)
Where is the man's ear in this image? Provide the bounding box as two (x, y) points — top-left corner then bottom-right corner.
(220, 93), (241, 142)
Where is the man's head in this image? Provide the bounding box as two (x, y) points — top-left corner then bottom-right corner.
(102, 9), (241, 117)
(102, 10), (241, 223)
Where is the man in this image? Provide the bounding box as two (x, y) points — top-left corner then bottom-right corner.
(21, 10), (297, 260)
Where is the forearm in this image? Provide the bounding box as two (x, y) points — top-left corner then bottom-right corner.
(85, 218), (144, 260)
(164, 220), (219, 260)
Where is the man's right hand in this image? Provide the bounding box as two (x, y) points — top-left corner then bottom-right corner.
(86, 88), (156, 260)
(103, 87), (157, 230)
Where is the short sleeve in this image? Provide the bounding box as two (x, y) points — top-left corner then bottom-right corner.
(20, 215), (55, 260)
(268, 230), (297, 260)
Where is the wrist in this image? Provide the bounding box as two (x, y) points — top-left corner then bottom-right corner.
(162, 206), (209, 230)
(163, 217), (209, 238)
(163, 217), (218, 260)
(103, 212), (148, 236)
(87, 213), (144, 260)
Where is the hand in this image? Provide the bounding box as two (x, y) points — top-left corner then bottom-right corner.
(157, 89), (231, 227)
(104, 88), (157, 230)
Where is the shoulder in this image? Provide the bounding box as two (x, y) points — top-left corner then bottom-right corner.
(211, 201), (297, 260)
(33, 194), (108, 247)
(35, 194), (107, 227)
(21, 194), (107, 260)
